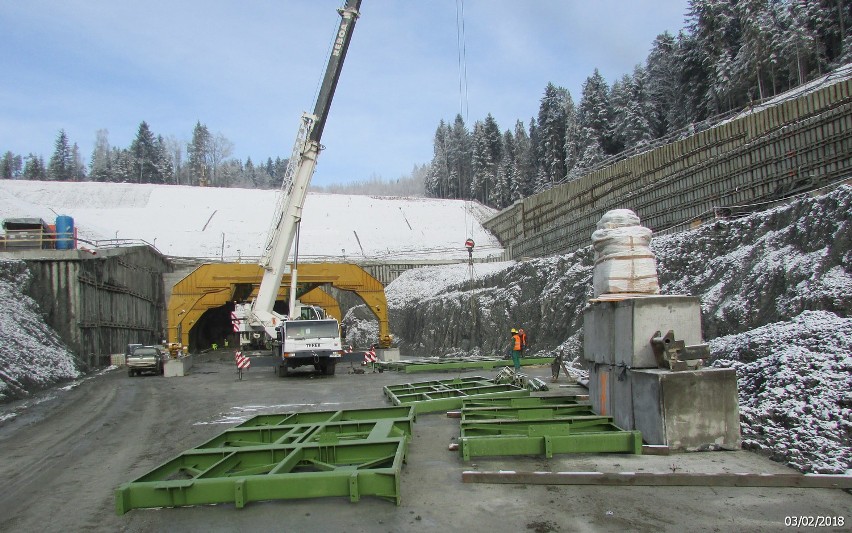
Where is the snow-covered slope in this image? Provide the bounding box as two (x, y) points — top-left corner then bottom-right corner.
(0, 181), (502, 261)
(0, 260), (80, 403)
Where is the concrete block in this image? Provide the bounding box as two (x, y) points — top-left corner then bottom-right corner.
(164, 355), (193, 377)
(631, 368), (741, 450)
(377, 348), (400, 362)
(584, 295), (702, 368)
(612, 295), (703, 368)
(583, 302), (615, 364)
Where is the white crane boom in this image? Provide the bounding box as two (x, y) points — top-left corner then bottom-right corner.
(249, 1), (361, 339)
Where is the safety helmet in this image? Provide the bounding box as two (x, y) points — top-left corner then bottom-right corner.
(511, 328), (518, 334)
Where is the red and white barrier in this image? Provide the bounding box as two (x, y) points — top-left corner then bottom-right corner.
(235, 351), (251, 370)
(362, 348), (377, 366)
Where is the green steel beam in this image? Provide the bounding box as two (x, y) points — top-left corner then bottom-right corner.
(460, 403), (596, 422)
(460, 395), (586, 409)
(377, 357), (554, 374)
(383, 376), (529, 414)
(115, 406), (415, 514)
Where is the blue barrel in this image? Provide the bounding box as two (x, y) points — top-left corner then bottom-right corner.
(55, 215), (75, 250)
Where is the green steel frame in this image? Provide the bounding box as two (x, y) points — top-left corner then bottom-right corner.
(378, 357), (554, 374)
(455, 396), (642, 460)
(115, 406), (415, 515)
(460, 403), (597, 422)
(460, 395), (587, 409)
(383, 376), (529, 414)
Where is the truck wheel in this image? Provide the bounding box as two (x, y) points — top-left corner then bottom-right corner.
(324, 362), (336, 376)
(128, 369), (135, 377)
(277, 364), (288, 377)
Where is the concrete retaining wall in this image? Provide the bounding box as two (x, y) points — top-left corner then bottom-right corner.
(485, 78), (852, 259)
(13, 246), (172, 367)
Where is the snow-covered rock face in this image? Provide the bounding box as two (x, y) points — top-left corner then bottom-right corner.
(711, 311), (851, 475)
(0, 260), (80, 402)
(386, 185), (851, 474)
(654, 187), (852, 339)
(388, 186), (851, 356)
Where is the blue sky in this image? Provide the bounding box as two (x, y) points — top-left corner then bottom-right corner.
(0, 0), (690, 187)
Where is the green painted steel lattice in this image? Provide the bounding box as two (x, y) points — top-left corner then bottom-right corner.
(455, 396), (642, 460)
(383, 376), (529, 414)
(115, 406), (415, 515)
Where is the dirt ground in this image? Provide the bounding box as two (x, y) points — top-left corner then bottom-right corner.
(0, 352), (848, 533)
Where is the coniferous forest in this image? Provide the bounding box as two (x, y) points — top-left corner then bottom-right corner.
(426, 0), (852, 208)
(2, 0), (850, 206)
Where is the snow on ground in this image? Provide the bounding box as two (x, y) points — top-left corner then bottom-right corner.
(384, 261), (516, 309)
(0, 181), (503, 261)
(710, 311), (852, 474)
(0, 259), (80, 402)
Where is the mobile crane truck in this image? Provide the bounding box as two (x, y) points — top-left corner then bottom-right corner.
(240, 0), (362, 377)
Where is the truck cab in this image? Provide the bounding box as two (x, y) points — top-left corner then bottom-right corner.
(274, 318), (342, 376)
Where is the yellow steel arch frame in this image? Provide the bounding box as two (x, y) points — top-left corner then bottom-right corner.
(167, 263), (390, 348)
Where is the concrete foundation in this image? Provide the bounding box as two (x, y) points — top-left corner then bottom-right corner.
(631, 368), (741, 450)
(588, 364), (741, 451)
(584, 294), (740, 451)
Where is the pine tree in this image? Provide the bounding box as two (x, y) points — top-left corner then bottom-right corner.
(646, 32), (682, 137)
(22, 154), (47, 180)
(111, 148), (135, 183)
(610, 70), (652, 152)
(447, 115), (471, 200)
(537, 83), (570, 185)
(470, 121), (487, 202)
(563, 92), (580, 179)
(1, 151), (23, 179)
(576, 70), (613, 170)
(130, 121), (157, 183)
(188, 121), (211, 186)
(427, 120), (450, 198)
(512, 120), (535, 197)
(491, 129), (515, 208)
(469, 114), (502, 205)
(153, 135), (174, 185)
(47, 129), (73, 181)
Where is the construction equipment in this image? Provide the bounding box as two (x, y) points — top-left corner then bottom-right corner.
(649, 329), (708, 371)
(238, 0), (362, 375)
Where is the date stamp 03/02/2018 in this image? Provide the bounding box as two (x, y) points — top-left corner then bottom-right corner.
(784, 516), (845, 528)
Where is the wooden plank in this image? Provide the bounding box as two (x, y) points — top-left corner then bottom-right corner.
(462, 471), (852, 489)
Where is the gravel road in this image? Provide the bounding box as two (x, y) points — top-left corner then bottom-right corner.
(0, 353), (848, 533)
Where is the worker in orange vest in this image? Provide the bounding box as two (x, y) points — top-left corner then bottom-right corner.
(510, 328), (522, 371)
(518, 328), (528, 354)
